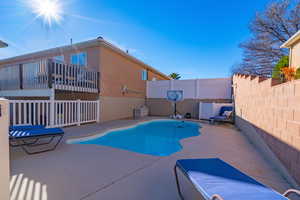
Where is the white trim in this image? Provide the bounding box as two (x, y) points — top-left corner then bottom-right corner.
(281, 30), (300, 48)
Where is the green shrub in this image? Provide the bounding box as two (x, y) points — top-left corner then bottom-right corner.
(272, 56), (289, 79)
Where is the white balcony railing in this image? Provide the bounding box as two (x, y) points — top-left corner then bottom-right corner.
(0, 59), (99, 93)
(51, 60), (99, 93)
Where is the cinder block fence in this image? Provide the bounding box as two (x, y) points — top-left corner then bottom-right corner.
(233, 74), (300, 184)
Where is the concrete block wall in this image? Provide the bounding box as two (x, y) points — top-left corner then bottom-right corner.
(233, 74), (300, 184)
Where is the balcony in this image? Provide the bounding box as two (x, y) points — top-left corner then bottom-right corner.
(0, 59), (99, 94)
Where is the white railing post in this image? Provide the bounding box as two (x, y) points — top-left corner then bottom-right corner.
(12, 102), (16, 125)
(49, 92), (55, 128)
(96, 99), (100, 123)
(77, 99), (81, 126)
(0, 98), (10, 200)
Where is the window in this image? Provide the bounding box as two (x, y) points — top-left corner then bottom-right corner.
(53, 55), (64, 62)
(70, 52), (87, 66)
(141, 69), (148, 80)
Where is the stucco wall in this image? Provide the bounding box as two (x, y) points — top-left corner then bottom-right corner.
(146, 98), (232, 118)
(0, 99), (10, 200)
(290, 40), (300, 68)
(97, 45), (169, 121)
(100, 96), (145, 122)
(233, 74), (300, 184)
(99, 45), (167, 98)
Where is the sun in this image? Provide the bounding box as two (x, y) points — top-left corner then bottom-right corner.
(29, 0), (63, 26)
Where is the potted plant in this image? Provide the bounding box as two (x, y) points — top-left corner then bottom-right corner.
(281, 67), (296, 81)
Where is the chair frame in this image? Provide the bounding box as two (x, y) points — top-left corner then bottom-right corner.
(10, 133), (64, 154)
(174, 164), (300, 200)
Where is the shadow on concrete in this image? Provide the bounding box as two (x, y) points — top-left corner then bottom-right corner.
(235, 116), (300, 199)
(10, 173), (48, 200)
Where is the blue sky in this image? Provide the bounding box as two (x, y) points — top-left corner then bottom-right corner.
(0, 0), (271, 79)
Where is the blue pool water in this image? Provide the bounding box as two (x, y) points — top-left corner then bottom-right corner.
(74, 120), (200, 156)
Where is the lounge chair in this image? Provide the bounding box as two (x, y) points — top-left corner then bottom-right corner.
(9, 125), (64, 154)
(174, 158), (300, 200)
(10, 125), (45, 131)
(209, 106), (233, 124)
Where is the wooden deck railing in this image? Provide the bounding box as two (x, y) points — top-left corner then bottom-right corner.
(0, 59), (99, 93)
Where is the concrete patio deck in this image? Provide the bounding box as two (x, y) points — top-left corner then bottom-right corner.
(10, 118), (293, 200)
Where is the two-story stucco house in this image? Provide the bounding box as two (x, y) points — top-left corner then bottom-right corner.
(0, 37), (170, 122)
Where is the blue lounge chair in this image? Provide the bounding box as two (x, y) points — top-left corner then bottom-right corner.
(209, 106), (233, 124)
(9, 125), (64, 154)
(174, 158), (300, 200)
(9, 125), (45, 131)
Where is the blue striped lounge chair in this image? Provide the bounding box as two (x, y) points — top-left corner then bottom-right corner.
(174, 158), (300, 200)
(9, 125), (64, 154)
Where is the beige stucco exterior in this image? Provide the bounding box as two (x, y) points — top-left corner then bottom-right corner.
(99, 45), (166, 98)
(289, 41), (300, 68)
(282, 30), (300, 68)
(0, 99), (10, 200)
(97, 44), (168, 121)
(0, 38), (170, 122)
(100, 96), (145, 122)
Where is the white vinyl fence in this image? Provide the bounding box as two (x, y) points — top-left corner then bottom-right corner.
(147, 78), (232, 99)
(9, 100), (100, 128)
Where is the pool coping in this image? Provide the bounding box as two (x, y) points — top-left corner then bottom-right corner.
(66, 119), (202, 144)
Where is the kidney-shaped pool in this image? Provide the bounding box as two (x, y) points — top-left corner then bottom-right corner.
(70, 120), (201, 156)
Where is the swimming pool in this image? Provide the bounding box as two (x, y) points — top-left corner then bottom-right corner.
(71, 120), (200, 156)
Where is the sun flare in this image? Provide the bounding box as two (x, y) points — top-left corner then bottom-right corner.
(29, 0), (63, 26)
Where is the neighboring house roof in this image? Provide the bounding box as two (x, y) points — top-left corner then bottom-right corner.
(281, 30), (300, 48)
(0, 40), (8, 48)
(0, 38), (170, 80)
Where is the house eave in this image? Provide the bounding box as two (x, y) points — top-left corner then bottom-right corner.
(0, 38), (170, 80)
(281, 30), (300, 48)
(0, 39), (101, 65)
